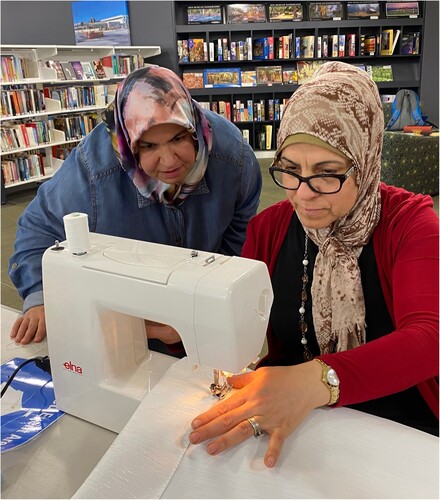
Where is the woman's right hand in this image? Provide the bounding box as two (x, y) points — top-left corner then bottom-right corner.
(10, 305), (47, 345)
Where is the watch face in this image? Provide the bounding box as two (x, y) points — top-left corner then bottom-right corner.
(327, 368), (339, 386)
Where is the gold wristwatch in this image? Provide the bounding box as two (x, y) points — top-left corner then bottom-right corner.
(315, 359), (340, 406)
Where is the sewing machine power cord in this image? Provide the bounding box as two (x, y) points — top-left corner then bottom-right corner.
(1, 356), (51, 398)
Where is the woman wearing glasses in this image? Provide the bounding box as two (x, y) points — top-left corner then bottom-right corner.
(189, 61), (439, 467)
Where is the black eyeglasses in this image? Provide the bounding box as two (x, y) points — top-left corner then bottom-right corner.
(269, 163), (356, 194)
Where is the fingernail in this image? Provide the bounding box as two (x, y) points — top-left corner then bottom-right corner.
(189, 431), (199, 444)
(265, 456), (275, 468)
(207, 442), (219, 455)
(191, 419), (201, 429)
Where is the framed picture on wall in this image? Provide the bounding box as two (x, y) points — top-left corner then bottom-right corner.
(347, 2), (381, 19)
(268, 3), (303, 21)
(187, 5), (223, 24)
(71, 0), (131, 46)
(308, 2), (343, 20)
(225, 4), (267, 23)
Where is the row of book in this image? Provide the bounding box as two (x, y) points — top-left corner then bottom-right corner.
(50, 114), (99, 141)
(182, 61), (394, 89)
(45, 54), (144, 81)
(197, 97), (289, 123)
(2, 153), (45, 186)
(1, 55), (34, 82)
(1, 53), (146, 83)
(2, 111), (100, 153)
(46, 59), (107, 81)
(178, 38), (253, 63)
(46, 84), (115, 110)
(177, 31), (420, 64)
(257, 125), (274, 150)
(1, 87), (46, 117)
(2, 83), (118, 119)
(1, 121), (52, 153)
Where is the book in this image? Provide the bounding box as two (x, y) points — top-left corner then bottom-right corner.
(297, 61), (323, 84)
(295, 36), (301, 58)
(316, 36), (322, 58)
(322, 34), (329, 57)
(100, 56), (116, 76)
(60, 62), (76, 80)
(380, 29), (394, 56)
(268, 36), (275, 59)
(346, 33), (356, 56)
(370, 65), (393, 82)
(46, 60), (67, 80)
(241, 70), (257, 87)
(391, 30), (401, 53)
(177, 40), (189, 63)
(92, 60), (106, 79)
(241, 129), (250, 144)
(363, 35), (377, 55)
(70, 61), (84, 80)
(253, 38), (267, 60)
(265, 124), (273, 150)
(338, 34), (345, 57)
(282, 66), (298, 84)
(256, 66), (283, 85)
(300, 36), (315, 58)
(401, 32), (420, 55)
(203, 68), (241, 88)
(182, 71), (204, 89)
(188, 38), (206, 62)
(81, 61), (97, 80)
(331, 35), (339, 57)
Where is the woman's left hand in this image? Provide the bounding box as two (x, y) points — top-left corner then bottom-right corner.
(189, 361), (329, 468)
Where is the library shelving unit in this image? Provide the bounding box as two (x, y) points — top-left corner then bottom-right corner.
(173, 1), (425, 154)
(1, 44), (161, 202)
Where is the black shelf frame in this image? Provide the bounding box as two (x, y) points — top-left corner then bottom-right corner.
(173, 1), (425, 152)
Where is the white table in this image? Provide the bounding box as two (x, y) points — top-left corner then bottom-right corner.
(74, 358), (439, 499)
(1, 306), (175, 499)
(2, 306), (439, 499)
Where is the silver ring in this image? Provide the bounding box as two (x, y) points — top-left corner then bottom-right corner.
(247, 417), (263, 438)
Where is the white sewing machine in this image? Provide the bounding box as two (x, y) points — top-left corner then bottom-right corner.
(42, 218), (273, 433)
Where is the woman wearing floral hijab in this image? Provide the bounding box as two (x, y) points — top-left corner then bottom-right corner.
(189, 62), (439, 467)
(9, 66), (262, 347)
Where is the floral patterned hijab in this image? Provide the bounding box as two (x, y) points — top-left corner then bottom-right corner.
(276, 61), (383, 354)
(102, 65), (213, 204)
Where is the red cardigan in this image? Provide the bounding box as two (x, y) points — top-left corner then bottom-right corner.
(242, 184), (439, 418)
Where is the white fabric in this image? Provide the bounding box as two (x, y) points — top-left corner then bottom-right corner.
(74, 357), (439, 499)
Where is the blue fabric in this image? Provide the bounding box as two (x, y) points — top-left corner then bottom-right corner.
(9, 110), (262, 313)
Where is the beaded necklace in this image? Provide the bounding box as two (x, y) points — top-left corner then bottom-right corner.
(299, 234), (313, 361)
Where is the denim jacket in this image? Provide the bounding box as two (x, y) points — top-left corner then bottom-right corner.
(9, 109), (262, 313)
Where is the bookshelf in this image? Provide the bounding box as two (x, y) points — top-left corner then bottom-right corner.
(173, 1), (425, 153)
(1, 44), (161, 199)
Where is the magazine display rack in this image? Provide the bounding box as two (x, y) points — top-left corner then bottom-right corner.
(1, 44), (160, 199)
(173, 1), (425, 153)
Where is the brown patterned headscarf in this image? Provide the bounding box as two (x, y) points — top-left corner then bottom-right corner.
(276, 61), (383, 354)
